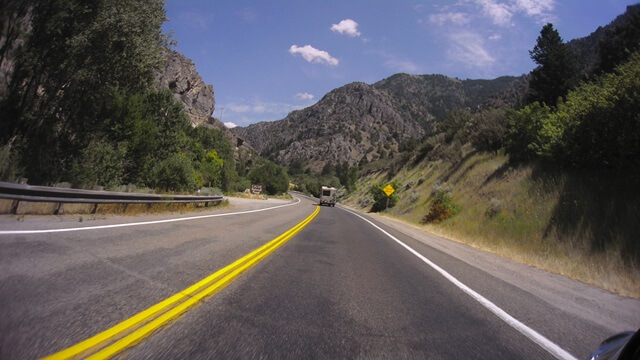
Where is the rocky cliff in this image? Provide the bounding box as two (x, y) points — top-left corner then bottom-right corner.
(372, 74), (524, 130)
(233, 75), (523, 171)
(233, 82), (428, 172)
(156, 49), (215, 126)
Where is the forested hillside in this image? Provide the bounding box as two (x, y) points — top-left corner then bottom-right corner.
(0, 0), (289, 195)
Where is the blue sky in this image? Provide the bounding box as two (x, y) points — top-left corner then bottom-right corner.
(163, 0), (638, 128)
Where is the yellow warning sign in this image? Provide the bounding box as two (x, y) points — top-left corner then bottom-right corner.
(382, 184), (395, 197)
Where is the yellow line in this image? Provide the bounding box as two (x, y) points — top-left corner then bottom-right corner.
(44, 206), (320, 359)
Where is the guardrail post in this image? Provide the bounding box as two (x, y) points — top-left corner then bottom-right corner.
(10, 200), (19, 214)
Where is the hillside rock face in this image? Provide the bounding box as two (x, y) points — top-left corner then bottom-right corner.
(233, 82), (427, 171)
(233, 75), (523, 171)
(372, 74), (524, 130)
(156, 49), (215, 126)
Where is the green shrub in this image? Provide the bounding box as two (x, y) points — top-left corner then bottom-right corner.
(422, 187), (460, 223)
(70, 140), (126, 189)
(559, 53), (640, 167)
(438, 109), (471, 143)
(150, 153), (197, 192)
(234, 178), (252, 192)
(302, 176), (322, 197)
(413, 137), (437, 165)
(248, 161), (290, 195)
(467, 108), (508, 154)
(505, 102), (560, 161)
(198, 150), (224, 188)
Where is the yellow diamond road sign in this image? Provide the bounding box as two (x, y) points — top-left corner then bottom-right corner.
(382, 184), (395, 197)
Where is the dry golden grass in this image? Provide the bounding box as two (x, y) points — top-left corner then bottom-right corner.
(0, 199), (15, 213)
(227, 192), (268, 200)
(0, 199), (228, 216)
(93, 200), (229, 215)
(344, 150), (640, 298)
(15, 201), (60, 215)
(371, 210), (640, 298)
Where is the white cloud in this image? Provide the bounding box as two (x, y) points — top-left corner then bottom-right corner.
(178, 12), (212, 30)
(475, 0), (513, 26)
(513, 0), (555, 23)
(448, 31), (495, 68)
(223, 122), (238, 129)
(384, 57), (420, 73)
(239, 7), (257, 22)
(489, 33), (502, 40)
(330, 19), (361, 37)
(223, 101), (307, 116)
(289, 45), (339, 66)
(513, 0), (553, 16)
(295, 92), (314, 100)
(227, 104), (251, 113)
(252, 104), (267, 114)
(428, 12), (471, 26)
(218, 100), (312, 126)
(370, 51), (421, 73)
(471, 0), (555, 26)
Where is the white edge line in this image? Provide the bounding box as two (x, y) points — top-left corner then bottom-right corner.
(339, 207), (577, 360)
(0, 197), (301, 235)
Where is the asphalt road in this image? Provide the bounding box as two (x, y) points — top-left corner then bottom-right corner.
(0, 195), (638, 359)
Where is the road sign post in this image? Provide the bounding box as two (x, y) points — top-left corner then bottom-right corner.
(382, 184), (395, 210)
(251, 184), (263, 195)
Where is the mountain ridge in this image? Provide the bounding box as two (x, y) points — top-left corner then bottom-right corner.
(232, 74), (524, 171)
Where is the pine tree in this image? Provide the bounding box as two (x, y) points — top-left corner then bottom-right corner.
(527, 23), (578, 107)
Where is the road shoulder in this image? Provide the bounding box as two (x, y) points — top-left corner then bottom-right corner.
(340, 204), (640, 333)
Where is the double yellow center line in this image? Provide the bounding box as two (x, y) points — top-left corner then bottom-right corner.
(45, 205), (320, 359)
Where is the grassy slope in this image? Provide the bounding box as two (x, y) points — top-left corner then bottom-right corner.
(343, 150), (640, 298)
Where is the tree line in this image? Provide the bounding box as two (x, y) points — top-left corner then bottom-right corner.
(507, 6), (640, 168)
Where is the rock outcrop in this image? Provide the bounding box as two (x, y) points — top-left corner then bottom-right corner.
(232, 75), (524, 171)
(156, 49), (215, 126)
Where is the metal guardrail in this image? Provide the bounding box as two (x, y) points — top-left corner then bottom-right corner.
(0, 181), (223, 214)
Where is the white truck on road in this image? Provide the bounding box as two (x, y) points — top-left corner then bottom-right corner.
(319, 186), (337, 207)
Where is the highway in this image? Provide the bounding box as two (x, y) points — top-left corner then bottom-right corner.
(0, 195), (639, 359)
